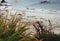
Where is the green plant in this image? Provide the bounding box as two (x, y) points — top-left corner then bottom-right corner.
(33, 21), (60, 41)
(0, 14), (32, 41)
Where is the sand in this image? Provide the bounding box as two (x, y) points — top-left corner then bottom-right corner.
(0, 6), (60, 34)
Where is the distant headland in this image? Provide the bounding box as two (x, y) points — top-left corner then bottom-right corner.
(40, 1), (50, 4)
(1, 0), (7, 3)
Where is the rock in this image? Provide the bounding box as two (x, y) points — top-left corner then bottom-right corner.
(40, 1), (50, 4)
(1, 0), (7, 3)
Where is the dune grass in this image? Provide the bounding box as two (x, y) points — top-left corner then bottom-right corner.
(0, 11), (60, 41)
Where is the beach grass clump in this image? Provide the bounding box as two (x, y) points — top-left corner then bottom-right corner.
(33, 20), (60, 41)
(0, 12), (35, 41)
(0, 10), (60, 41)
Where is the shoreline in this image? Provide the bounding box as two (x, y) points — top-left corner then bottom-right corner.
(0, 6), (60, 34)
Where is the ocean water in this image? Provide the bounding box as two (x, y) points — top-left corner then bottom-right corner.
(3, 0), (60, 10)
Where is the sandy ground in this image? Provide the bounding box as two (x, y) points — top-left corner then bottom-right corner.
(0, 6), (60, 34)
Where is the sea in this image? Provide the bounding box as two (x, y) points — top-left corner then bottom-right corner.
(6, 0), (60, 10)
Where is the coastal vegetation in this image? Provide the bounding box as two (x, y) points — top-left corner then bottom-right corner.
(0, 10), (60, 41)
(0, 0), (60, 41)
